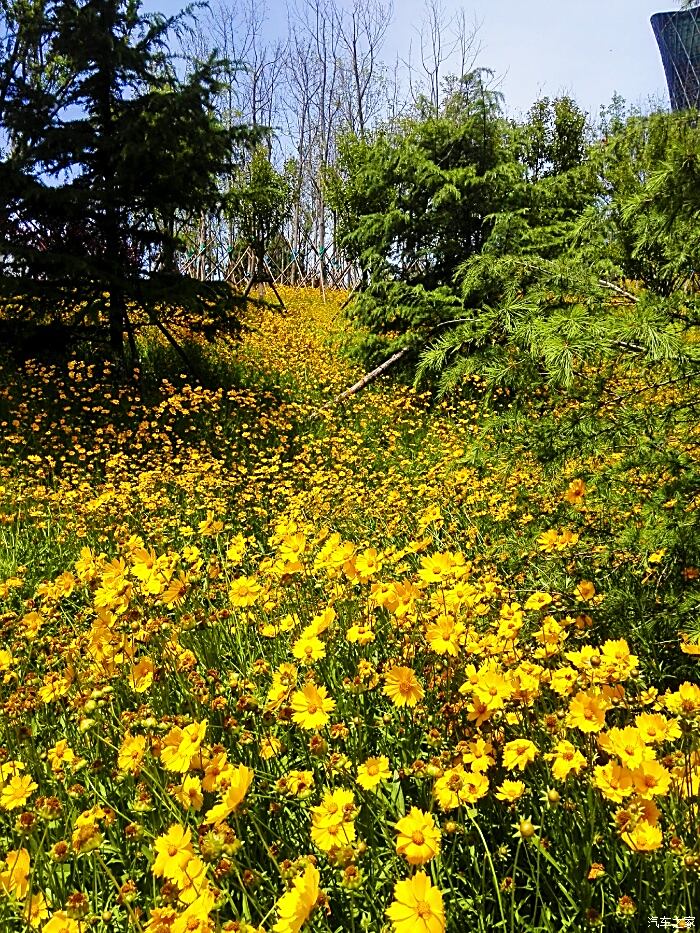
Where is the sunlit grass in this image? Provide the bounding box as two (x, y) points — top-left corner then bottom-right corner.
(0, 287), (698, 932)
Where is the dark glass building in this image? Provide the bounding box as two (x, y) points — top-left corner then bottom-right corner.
(652, 7), (700, 110)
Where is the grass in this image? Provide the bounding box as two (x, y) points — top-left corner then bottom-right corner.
(0, 287), (698, 932)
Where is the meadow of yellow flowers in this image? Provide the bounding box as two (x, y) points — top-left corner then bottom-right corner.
(0, 288), (698, 932)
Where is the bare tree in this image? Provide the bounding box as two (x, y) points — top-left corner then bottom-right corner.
(337, 0), (392, 138)
(406, 1), (481, 115)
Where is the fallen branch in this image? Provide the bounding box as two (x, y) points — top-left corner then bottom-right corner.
(599, 279), (639, 303)
(327, 347), (409, 407)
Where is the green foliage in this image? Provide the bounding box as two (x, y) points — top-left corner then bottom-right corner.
(325, 71), (510, 336)
(227, 146), (293, 254)
(1, 0), (257, 353)
(329, 85), (594, 364)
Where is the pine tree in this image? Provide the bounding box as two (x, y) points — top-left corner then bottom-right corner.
(1, 0), (256, 354)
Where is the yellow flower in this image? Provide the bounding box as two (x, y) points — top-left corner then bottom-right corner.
(634, 712), (680, 745)
(312, 786), (354, 818)
(0, 847), (30, 899)
(460, 738), (495, 773)
(425, 615), (463, 656)
(631, 760), (671, 799)
(621, 820), (663, 852)
(173, 774), (204, 812)
(152, 824), (194, 882)
(383, 666), (424, 708)
(473, 671), (512, 709)
(664, 681), (700, 716)
(204, 764), (254, 823)
(118, 733), (147, 775)
(346, 622), (375, 645)
(593, 763), (634, 803)
(599, 727), (648, 769)
(395, 808), (441, 865)
(175, 858), (213, 907)
(291, 683), (336, 730)
(310, 816), (356, 852)
(229, 576), (261, 607)
(47, 740), (76, 773)
(495, 780), (526, 803)
(418, 552), (454, 584)
(524, 592), (552, 611)
(310, 787), (357, 852)
(564, 478), (586, 504)
(24, 891), (49, 927)
(129, 656), (155, 692)
(144, 907), (178, 933)
(291, 635), (326, 664)
(575, 580), (596, 601)
(567, 691), (607, 733)
(356, 756), (391, 791)
(279, 770), (315, 798)
(433, 765), (488, 810)
(160, 721), (207, 773)
(502, 739), (539, 771)
(225, 534), (246, 565)
(355, 547), (382, 582)
(260, 735), (283, 761)
(545, 740), (587, 782)
(41, 912), (80, 933)
(386, 871), (445, 933)
(273, 862), (320, 933)
(0, 774), (37, 810)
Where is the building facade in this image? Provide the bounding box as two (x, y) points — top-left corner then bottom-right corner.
(652, 7), (700, 110)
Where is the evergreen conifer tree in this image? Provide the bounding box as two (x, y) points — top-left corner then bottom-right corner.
(1, 0), (256, 353)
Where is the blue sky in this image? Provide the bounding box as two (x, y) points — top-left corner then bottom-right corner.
(148, 0), (674, 119)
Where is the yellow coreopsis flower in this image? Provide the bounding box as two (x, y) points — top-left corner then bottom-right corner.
(433, 765), (488, 810)
(160, 720), (207, 773)
(291, 635), (326, 664)
(173, 774), (204, 812)
(631, 760), (671, 799)
(394, 807), (441, 865)
(356, 756), (391, 791)
(204, 764), (254, 823)
(118, 733), (147, 776)
(152, 824), (194, 882)
(495, 779), (526, 803)
(567, 691), (607, 733)
(0, 847), (30, 899)
(41, 912), (80, 933)
(129, 656), (155, 692)
(564, 478), (586, 504)
(24, 891), (49, 927)
(524, 592), (552, 611)
(593, 763), (634, 803)
(311, 816), (356, 852)
(383, 666), (424, 708)
(418, 552), (454, 584)
(386, 871), (445, 933)
(229, 576), (261, 607)
(634, 712), (681, 745)
(291, 683), (335, 730)
(599, 727), (648, 769)
(273, 862), (320, 933)
(425, 615), (464, 656)
(144, 907), (178, 933)
(545, 740), (586, 782)
(621, 820), (663, 852)
(47, 740), (76, 773)
(0, 774), (37, 811)
(502, 739), (539, 771)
